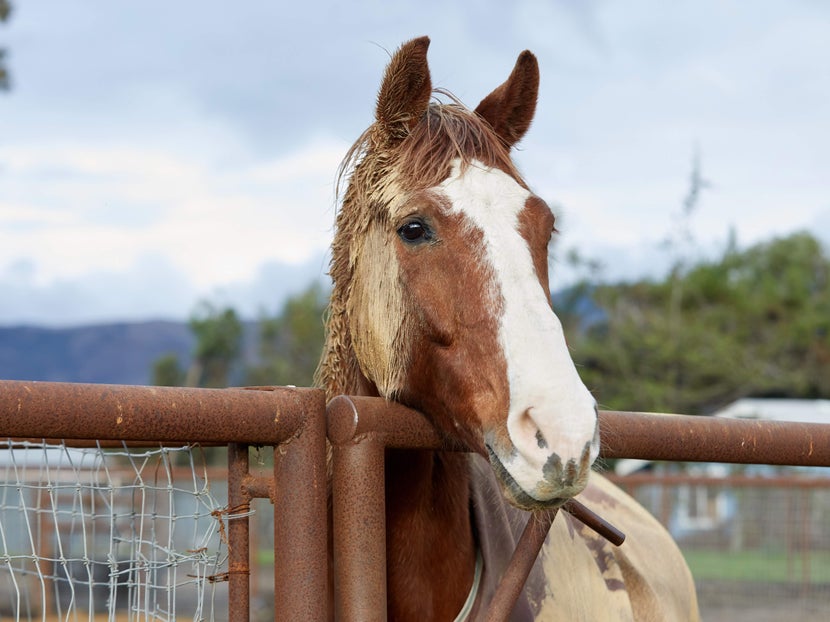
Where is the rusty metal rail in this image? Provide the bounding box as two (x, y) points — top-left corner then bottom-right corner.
(3, 379), (830, 621)
(598, 410), (830, 465)
(0, 379), (322, 445)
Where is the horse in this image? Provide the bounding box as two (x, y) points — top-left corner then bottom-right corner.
(317, 36), (700, 621)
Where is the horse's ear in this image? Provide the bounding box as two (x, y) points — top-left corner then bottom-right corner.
(375, 36), (432, 144)
(475, 50), (539, 148)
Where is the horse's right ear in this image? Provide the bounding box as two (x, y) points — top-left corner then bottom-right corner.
(474, 50), (539, 148)
(374, 36), (432, 145)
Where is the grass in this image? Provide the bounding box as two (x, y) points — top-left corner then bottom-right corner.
(683, 549), (830, 584)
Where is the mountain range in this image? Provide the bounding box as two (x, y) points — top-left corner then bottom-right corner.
(0, 288), (600, 386)
(0, 321), (195, 385)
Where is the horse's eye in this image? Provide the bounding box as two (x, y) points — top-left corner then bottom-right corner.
(397, 220), (432, 244)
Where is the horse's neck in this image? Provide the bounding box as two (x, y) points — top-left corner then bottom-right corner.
(320, 331), (476, 619)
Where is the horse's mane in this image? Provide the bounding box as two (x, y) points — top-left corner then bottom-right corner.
(316, 93), (525, 398)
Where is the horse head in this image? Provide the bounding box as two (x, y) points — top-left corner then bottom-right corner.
(323, 36), (598, 510)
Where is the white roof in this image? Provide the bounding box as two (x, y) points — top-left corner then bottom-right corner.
(713, 398), (830, 425)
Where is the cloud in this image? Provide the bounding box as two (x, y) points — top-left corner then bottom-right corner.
(0, 132), (344, 324)
(2, 0), (829, 326)
(0, 137), (344, 285)
(0, 253), (195, 326)
(0, 250), (332, 327)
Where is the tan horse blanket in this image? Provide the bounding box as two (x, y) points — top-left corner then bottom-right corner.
(466, 455), (700, 621)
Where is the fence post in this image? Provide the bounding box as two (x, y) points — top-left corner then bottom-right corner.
(332, 438), (387, 621)
(327, 396), (391, 621)
(271, 389), (328, 621)
(228, 443), (251, 622)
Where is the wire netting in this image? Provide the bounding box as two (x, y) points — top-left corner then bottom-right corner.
(0, 440), (232, 620)
(614, 469), (830, 622)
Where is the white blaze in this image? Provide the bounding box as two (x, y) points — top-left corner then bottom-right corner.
(438, 160), (598, 501)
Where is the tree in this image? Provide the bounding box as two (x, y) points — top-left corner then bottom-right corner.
(151, 353), (186, 387)
(149, 301), (244, 388)
(246, 282), (328, 387)
(187, 302), (244, 388)
(570, 232), (830, 414)
(0, 1), (11, 91)
(150, 282), (329, 390)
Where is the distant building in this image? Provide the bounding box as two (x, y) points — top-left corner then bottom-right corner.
(613, 399), (830, 541)
(714, 398), (830, 425)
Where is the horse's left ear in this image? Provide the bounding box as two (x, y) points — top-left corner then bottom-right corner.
(375, 36), (433, 145)
(475, 50), (539, 148)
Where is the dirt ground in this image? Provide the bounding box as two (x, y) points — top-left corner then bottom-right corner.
(696, 581), (830, 622)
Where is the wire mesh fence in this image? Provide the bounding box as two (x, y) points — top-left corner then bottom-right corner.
(0, 440), (231, 620)
(610, 470), (830, 622)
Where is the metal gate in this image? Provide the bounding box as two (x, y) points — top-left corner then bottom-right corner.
(2, 380), (830, 620)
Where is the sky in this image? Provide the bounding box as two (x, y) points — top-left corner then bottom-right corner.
(1, 1), (828, 326)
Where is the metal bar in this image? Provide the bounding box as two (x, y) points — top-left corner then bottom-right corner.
(331, 399), (830, 468)
(9, 384), (826, 465)
(269, 387), (329, 622)
(0, 380), (322, 444)
(332, 440), (387, 620)
(8, 438), (228, 448)
(227, 443), (251, 622)
(482, 504), (625, 620)
(328, 397), (388, 621)
(241, 472), (273, 500)
(598, 410), (830, 466)
(327, 394), (444, 450)
(563, 500), (625, 546)
(605, 473), (830, 489)
(485, 509), (558, 622)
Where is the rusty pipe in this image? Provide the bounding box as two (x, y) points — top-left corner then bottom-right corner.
(598, 410), (830, 466)
(271, 387), (328, 621)
(485, 509), (558, 622)
(0, 380), (322, 444)
(227, 443), (251, 622)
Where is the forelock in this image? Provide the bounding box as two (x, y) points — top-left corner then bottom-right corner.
(337, 95), (524, 219)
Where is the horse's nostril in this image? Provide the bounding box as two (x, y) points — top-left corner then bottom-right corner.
(534, 429), (548, 450)
(542, 452), (563, 482)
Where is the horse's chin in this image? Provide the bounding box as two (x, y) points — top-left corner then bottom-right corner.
(486, 444), (577, 512)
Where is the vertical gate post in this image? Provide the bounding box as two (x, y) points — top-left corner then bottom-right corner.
(328, 396), (389, 621)
(228, 442), (251, 622)
(332, 439), (387, 621)
(272, 389), (328, 621)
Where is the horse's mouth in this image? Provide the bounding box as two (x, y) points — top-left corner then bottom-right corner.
(485, 444), (568, 511)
